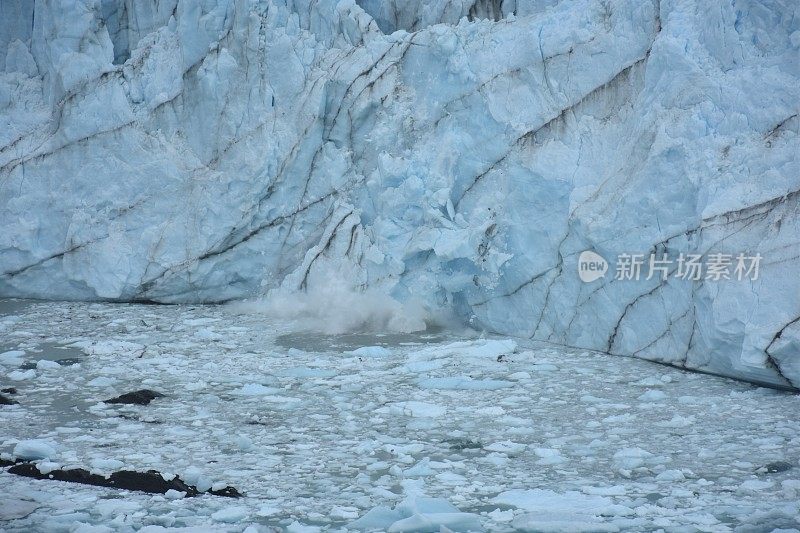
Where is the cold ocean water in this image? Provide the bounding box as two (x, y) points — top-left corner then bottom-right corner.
(0, 299), (799, 532)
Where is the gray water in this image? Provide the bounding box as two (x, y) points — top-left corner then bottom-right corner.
(275, 325), (452, 352)
(16, 343), (86, 369)
(0, 298), (33, 316)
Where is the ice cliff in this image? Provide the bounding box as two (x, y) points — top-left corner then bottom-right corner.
(1, 0), (798, 388)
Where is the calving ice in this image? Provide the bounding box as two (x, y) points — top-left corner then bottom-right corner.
(1, 0), (797, 389)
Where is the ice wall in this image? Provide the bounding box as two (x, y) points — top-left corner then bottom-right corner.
(1, 0), (798, 387)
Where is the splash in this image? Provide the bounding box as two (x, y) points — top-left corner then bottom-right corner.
(229, 283), (430, 335)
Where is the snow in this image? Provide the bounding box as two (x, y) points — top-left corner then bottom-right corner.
(1, 301), (798, 531)
(1, 0), (797, 388)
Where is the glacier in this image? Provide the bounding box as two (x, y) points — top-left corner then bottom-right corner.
(0, 0), (798, 388)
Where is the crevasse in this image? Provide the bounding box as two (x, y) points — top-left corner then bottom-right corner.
(0, 0), (798, 387)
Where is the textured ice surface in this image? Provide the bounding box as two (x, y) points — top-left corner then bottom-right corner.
(12, 439), (58, 460)
(1, 301), (799, 531)
(1, 0), (799, 387)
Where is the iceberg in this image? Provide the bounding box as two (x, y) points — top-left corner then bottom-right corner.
(0, 0), (798, 387)
(348, 496), (484, 532)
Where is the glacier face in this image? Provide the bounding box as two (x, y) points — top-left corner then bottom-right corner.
(0, 0), (798, 387)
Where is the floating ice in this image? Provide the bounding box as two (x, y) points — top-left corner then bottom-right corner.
(1, 301), (799, 529)
(0, 350), (25, 365)
(493, 489), (629, 532)
(210, 505), (249, 523)
(348, 346), (392, 358)
(378, 401), (447, 418)
(13, 439), (58, 460)
(416, 377), (513, 390)
(638, 389), (667, 402)
(233, 383), (280, 396)
(7, 369), (35, 381)
(349, 496), (483, 532)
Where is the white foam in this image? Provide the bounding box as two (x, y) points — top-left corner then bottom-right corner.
(229, 283), (428, 335)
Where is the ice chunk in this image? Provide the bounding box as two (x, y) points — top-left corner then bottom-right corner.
(494, 489), (623, 532)
(388, 512), (484, 532)
(581, 485), (627, 496)
(90, 458), (124, 471)
(0, 350), (25, 364)
(492, 489), (614, 513)
(484, 441), (526, 455)
(348, 346), (392, 358)
(278, 367), (338, 378)
(211, 506), (249, 523)
(286, 522), (322, 533)
(349, 497), (483, 532)
(87, 376), (117, 387)
(13, 439), (58, 460)
(233, 383), (280, 396)
(378, 401), (447, 418)
(183, 466), (213, 493)
(416, 376), (513, 390)
(0, 498), (39, 521)
(655, 470), (685, 482)
(7, 369), (35, 381)
(194, 328), (223, 341)
(534, 448), (567, 465)
(612, 447), (654, 471)
(511, 514), (619, 532)
(738, 479), (774, 493)
(638, 389), (667, 402)
(348, 506), (405, 530)
(403, 458), (433, 477)
(71, 341), (144, 357)
(36, 360), (61, 370)
(256, 505), (281, 517)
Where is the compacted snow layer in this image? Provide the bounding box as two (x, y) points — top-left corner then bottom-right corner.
(1, 301), (799, 531)
(0, 0), (798, 388)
